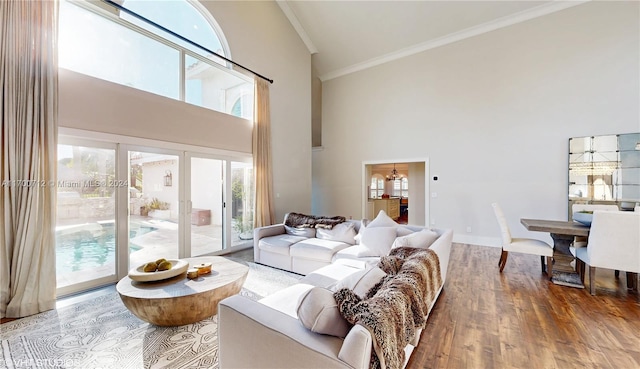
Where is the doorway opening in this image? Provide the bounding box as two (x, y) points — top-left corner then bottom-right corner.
(362, 159), (429, 226)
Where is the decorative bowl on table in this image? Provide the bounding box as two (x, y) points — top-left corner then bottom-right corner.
(573, 211), (593, 226)
(128, 259), (189, 282)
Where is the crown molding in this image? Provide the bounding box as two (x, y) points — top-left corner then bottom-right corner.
(319, 0), (589, 82)
(276, 0), (318, 54)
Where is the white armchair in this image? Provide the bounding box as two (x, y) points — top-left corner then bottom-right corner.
(575, 211), (640, 295)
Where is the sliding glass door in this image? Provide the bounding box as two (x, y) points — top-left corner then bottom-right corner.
(56, 135), (253, 296)
(127, 150), (181, 269)
(230, 161), (254, 247)
(189, 156), (225, 256)
(56, 140), (118, 296)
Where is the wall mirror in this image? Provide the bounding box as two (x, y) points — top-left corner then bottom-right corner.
(568, 132), (640, 211)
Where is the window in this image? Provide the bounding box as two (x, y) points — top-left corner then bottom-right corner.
(371, 175), (384, 198)
(391, 178), (409, 198)
(120, 0), (227, 64)
(401, 177), (409, 198)
(59, 0), (180, 99)
(58, 0), (253, 118)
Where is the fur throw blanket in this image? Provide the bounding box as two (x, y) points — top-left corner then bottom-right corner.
(284, 212), (346, 229)
(334, 247), (442, 369)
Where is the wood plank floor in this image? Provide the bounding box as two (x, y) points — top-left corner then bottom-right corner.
(408, 243), (640, 369)
(3, 244), (638, 369)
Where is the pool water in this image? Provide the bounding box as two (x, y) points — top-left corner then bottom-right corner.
(55, 223), (156, 273)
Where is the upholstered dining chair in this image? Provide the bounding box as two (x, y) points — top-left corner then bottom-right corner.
(492, 203), (554, 275)
(575, 210), (640, 295)
(571, 204), (619, 249)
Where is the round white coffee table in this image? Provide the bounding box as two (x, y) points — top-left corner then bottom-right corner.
(116, 256), (248, 326)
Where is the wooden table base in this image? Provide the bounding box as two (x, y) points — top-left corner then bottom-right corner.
(549, 233), (584, 289)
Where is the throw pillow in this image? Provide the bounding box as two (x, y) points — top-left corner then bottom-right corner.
(366, 210), (399, 228)
(392, 229), (439, 249)
(297, 287), (351, 338)
(396, 226), (415, 237)
(359, 226), (397, 256)
(316, 222), (356, 244)
(284, 225), (316, 238)
(354, 219), (368, 244)
(334, 266), (387, 298)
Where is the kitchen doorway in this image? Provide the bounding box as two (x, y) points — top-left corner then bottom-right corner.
(362, 159), (429, 226)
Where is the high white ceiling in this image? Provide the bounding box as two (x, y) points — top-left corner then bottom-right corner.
(276, 1), (586, 81)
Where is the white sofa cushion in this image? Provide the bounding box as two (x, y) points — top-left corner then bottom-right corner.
(297, 287), (351, 338)
(334, 266), (386, 298)
(334, 245), (378, 259)
(259, 234), (308, 255)
(259, 283), (315, 318)
(392, 229), (439, 249)
(300, 260), (366, 288)
(359, 226), (397, 256)
(316, 222), (357, 245)
(290, 238), (352, 262)
(285, 225), (317, 238)
(396, 226), (415, 237)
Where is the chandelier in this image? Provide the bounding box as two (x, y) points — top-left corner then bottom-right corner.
(386, 163), (402, 181)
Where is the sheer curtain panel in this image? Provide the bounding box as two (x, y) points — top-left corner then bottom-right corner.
(1, 0), (58, 318)
(252, 77), (275, 228)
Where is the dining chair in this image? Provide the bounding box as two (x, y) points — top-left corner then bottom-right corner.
(492, 203), (554, 275)
(571, 204), (619, 248)
(575, 210), (640, 295)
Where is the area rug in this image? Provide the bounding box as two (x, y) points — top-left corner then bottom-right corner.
(0, 262), (302, 369)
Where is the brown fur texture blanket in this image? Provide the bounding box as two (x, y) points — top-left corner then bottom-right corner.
(284, 212), (346, 229)
(334, 247), (442, 369)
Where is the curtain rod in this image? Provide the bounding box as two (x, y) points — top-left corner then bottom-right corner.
(101, 0), (274, 84)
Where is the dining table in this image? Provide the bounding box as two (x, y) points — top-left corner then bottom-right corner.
(520, 218), (590, 288)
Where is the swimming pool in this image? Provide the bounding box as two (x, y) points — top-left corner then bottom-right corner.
(55, 222), (156, 273)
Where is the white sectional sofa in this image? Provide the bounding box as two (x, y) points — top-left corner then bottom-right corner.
(253, 213), (365, 275)
(220, 211), (453, 369)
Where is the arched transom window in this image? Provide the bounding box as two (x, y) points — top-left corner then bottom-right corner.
(58, 0), (253, 119)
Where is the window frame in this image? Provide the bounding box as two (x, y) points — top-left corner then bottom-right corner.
(59, 0), (253, 116)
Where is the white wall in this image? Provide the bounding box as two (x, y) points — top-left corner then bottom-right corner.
(408, 162), (425, 226)
(59, 0), (312, 223)
(313, 1), (639, 246)
(191, 158), (223, 226)
(142, 160), (179, 219)
(201, 1), (313, 222)
(59, 69), (254, 153)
